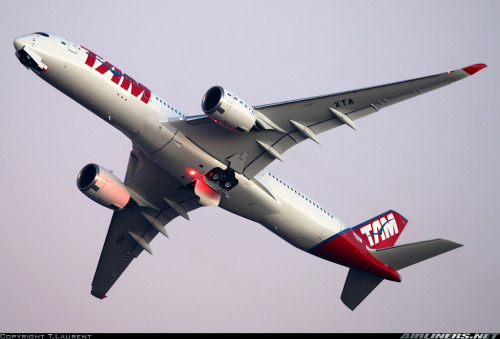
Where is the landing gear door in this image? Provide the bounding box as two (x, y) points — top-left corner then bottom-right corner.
(194, 178), (221, 207)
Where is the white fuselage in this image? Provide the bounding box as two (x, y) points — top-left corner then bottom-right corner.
(14, 33), (347, 253)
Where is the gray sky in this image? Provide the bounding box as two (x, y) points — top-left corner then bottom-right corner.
(1, 0), (498, 333)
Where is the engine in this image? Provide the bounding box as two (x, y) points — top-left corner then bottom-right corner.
(201, 86), (256, 133)
(76, 163), (131, 210)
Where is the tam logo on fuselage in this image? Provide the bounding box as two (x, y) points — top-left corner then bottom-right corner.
(80, 46), (151, 104)
(359, 213), (399, 247)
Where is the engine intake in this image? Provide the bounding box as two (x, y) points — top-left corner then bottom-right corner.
(77, 163), (131, 210)
(201, 86), (256, 133)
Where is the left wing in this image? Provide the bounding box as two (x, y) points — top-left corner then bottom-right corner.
(170, 64), (486, 178)
(90, 145), (201, 299)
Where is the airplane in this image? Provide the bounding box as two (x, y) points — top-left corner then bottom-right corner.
(13, 32), (487, 310)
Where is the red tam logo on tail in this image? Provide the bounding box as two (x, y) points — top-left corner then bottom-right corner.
(352, 211), (408, 249)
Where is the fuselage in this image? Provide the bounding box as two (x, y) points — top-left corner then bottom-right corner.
(13, 32), (400, 281)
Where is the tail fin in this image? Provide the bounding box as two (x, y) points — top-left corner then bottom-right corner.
(352, 210), (408, 249)
(341, 238), (463, 310)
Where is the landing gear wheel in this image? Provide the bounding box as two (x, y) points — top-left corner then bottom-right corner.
(206, 167), (239, 191)
(209, 168), (223, 181)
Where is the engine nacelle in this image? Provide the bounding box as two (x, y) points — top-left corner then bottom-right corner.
(201, 86), (256, 133)
(77, 163), (131, 210)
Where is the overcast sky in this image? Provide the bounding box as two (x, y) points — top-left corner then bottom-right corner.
(1, 0), (498, 333)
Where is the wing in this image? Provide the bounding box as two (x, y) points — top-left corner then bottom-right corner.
(170, 64), (486, 178)
(90, 145), (201, 299)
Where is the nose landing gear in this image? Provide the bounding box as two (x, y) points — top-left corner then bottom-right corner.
(16, 46), (47, 73)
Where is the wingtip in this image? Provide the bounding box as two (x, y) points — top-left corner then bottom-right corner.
(462, 63), (487, 75)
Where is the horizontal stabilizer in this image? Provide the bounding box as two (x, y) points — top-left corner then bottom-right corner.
(368, 238), (463, 270)
(341, 268), (383, 311)
(341, 239), (462, 310)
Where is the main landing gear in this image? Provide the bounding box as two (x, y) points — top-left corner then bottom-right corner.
(206, 167), (239, 191)
(187, 167), (239, 206)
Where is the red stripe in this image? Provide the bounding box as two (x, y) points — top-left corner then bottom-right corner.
(309, 231), (401, 282)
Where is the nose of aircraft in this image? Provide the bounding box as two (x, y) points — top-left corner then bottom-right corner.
(14, 34), (49, 72)
(13, 36), (26, 51)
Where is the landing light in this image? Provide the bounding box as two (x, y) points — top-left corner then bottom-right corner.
(186, 168), (198, 177)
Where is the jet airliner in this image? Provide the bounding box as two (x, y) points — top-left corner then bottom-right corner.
(13, 32), (487, 310)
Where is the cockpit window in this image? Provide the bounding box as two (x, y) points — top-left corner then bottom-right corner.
(34, 32), (49, 37)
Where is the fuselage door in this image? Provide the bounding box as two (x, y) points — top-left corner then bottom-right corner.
(67, 40), (77, 54)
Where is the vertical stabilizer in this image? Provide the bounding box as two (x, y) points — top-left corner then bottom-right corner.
(352, 210), (408, 249)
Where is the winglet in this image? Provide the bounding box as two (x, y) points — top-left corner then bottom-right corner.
(462, 63), (487, 75)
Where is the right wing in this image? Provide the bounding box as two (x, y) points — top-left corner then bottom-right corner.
(170, 64), (486, 179)
(90, 145), (201, 299)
